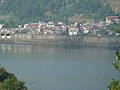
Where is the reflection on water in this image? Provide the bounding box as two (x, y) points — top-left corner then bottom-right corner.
(0, 44), (58, 55)
(0, 44), (84, 57)
(0, 44), (113, 55)
(0, 44), (119, 90)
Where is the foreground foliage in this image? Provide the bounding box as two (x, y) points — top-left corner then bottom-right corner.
(108, 48), (120, 90)
(0, 66), (27, 90)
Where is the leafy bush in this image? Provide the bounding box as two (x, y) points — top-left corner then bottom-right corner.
(0, 66), (27, 90)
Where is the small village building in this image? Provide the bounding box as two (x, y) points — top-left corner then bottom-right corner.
(106, 16), (119, 24)
(58, 22), (64, 25)
(6, 33), (11, 39)
(0, 24), (4, 29)
(1, 34), (6, 39)
(83, 29), (90, 34)
(112, 19), (120, 24)
(81, 25), (93, 34)
(46, 21), (55, 28)
(68, 26), (78, 36)
(24, 23), (39, 29)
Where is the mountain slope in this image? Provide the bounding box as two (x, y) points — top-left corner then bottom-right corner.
(0, 0), (119, 27)
(105, 0), (120, 13)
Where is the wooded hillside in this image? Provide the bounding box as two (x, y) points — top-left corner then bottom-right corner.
(0, 0), (119, 27)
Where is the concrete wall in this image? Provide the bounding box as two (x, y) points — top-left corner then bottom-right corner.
(0, 34), (120, 47)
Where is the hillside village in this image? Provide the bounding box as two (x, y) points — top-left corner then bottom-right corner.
(0, 16), (120, 38)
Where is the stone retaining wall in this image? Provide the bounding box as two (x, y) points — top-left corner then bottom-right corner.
(0, 34), (120, 47)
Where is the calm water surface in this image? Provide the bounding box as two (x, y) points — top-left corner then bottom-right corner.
(0, 44), (119, 90)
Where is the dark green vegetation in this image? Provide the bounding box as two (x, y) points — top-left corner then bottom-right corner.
(0, 66), (27, 90)
(108, 79), (120, 90)
(108, 39), (120, 90)
(0, 0), (119, 27)
(109, 22), (120, 34)
(114, 23), (120, 35)
(108, 48), (120, 90)
(113, 49), (120, 71)
(108, 23), (120, 90)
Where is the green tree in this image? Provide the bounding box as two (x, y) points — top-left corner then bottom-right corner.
(109, 22), (120, 33)
(108, 79), (120, 90)
(0, 66), (13, 82)
(108, 47), (120, 90)
(114, 23), (120, 34)
(0, 66), (27, 90)
(113, 49), (120, 71)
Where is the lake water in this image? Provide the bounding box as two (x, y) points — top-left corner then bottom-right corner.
(0, 44), (119, 90)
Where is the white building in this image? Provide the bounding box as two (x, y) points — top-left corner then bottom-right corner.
(0, 24), (3, 29)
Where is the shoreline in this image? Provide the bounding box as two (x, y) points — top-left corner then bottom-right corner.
(0, 34), (120, 48)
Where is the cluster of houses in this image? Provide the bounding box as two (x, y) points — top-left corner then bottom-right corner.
(0, 16), (120, 37)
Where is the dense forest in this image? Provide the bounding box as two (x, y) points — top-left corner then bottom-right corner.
(0, 0), (119, 27)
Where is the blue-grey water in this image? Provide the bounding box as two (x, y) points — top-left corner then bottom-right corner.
(0, 44), (119, 90)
